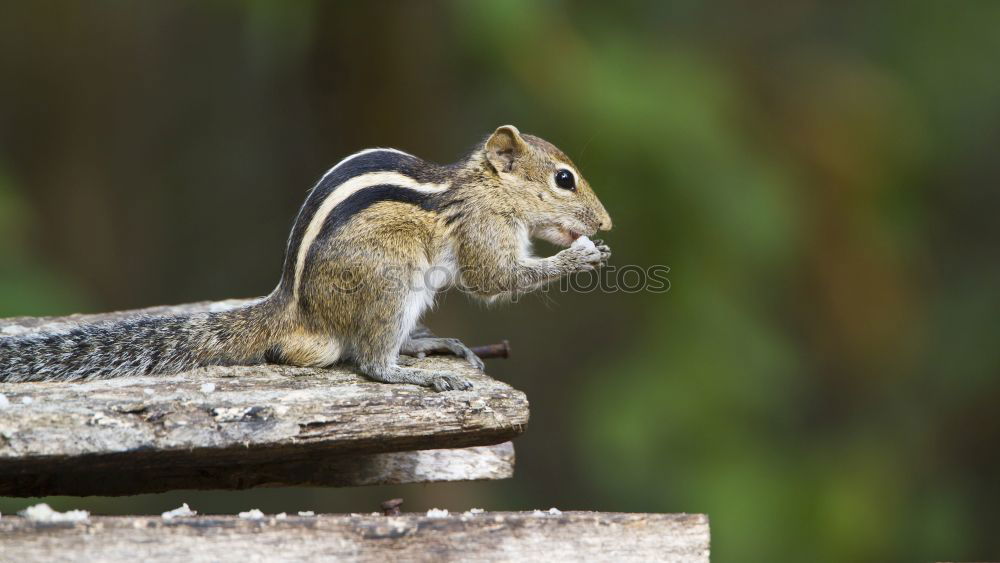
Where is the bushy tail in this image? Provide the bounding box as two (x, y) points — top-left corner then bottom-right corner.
(0, 312), (256, 382)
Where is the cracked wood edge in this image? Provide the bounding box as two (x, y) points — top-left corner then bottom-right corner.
(0, 512), (710, 563)
(0, 301), (528, 496)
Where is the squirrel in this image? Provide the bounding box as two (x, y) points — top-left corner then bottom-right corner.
(0, 125), (612, 391)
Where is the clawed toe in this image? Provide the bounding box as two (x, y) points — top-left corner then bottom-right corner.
(468, 355), (486, 372)
(430, 374), (474, 392)
(596, 243), (612, 265)
(440, 339), (485, 372)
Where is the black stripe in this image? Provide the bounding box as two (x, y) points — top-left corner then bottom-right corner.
(298, 184), (440, 312)
(310, 184), (437, 251)
(335, 183), (433, 223)
(278, 150), (446, 295)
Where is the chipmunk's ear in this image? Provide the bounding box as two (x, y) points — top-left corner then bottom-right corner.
(485, 125), (529, 173)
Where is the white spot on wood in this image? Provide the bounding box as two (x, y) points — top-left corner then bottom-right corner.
(161, 503), (197, 520)
(89, 412), (126, 427)
(212, 407), (249, 422)
(19, 503), (89, 523)
(238, 509), (265, 520)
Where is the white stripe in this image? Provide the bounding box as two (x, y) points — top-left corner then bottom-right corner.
(317, 147), (414, 185)
(292, 170), (449, 302)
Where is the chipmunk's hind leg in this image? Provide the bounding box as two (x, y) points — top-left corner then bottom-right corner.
(401, 324), (485, 371)
(352, 314), (474, 392)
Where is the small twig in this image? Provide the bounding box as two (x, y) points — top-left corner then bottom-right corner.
(470, 340), (510, 360)
(423, 341), (510, 361)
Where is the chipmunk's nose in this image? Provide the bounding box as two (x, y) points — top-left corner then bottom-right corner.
(597, 209), (612, 231)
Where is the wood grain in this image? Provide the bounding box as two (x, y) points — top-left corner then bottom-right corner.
(0, 512), (710, 562)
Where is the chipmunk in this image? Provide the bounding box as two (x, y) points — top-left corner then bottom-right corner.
(0, 125), (612, 391)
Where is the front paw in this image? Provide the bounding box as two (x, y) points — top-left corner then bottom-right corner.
(592, 239), (612, 265)
(561, 238), (605, 272)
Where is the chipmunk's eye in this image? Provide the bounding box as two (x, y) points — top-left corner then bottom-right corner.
(555, 169), (576, 191)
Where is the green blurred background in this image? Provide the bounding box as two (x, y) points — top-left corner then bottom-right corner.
(2, 1), (999, 561)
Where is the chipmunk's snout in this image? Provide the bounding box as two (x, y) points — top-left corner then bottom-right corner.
(596, 206), (613, 231)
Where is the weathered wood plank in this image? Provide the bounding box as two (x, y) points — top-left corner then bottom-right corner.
(0, 302), (528, 496)
(0, 512), (710, 562)
(0, 441), (516, 497)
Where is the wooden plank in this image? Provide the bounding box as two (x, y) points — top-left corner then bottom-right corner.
(0, 512), (710, 562)
(0, 441), (515, 497)
(0, 302), (528, 496)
